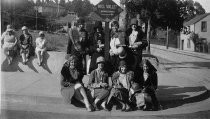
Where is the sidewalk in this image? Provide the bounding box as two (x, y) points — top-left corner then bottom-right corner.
(151, 44), (210, 60)
(1, 50), (210, 118)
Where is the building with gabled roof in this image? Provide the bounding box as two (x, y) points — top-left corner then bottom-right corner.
(180, 13), (210, 53)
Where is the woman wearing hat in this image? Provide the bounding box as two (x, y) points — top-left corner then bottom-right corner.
(109, 21), (126, 74)
(60, 55), (94, 112)
(35, 31), (47, 66)
(125, 18), (148, 84)
(89, 21), (105, 73)
(19, 26), (33, 64)
(108, 60), (133, 112)
(1, 25), (18, 65)
(140, 59), (159, 111)
(66, 18), (90, 73)
(88, 56), (110, 111)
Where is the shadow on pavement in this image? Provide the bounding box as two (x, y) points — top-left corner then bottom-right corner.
(158, 85), (210, 110)
(41, 52), (52, 74)
(27, 57), (39, 73)
(1, 56), (23, 72)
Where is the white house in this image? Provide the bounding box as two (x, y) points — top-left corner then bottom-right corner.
(180, 13), (210, 53)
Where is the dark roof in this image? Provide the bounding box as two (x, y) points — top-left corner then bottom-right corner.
(184, 13), (210, 26)
(56, 14), (77, 24)
(88, 12), (103, 21)
(39, 1), (65, 9)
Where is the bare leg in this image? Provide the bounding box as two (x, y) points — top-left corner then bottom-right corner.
(3, 48), (10, 64)
(21, 53), (26, 64)
(79, 87), (92, 111)
(36, 50), (41, 65)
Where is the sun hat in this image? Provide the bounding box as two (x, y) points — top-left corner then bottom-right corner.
(22, 26), (28, 31)
(39, 31), (44, 36)
(96, 56), (105, 64)
(6, 25), (13, 32)
(130, 18), (138, 26)
(94, 21), (103, 30)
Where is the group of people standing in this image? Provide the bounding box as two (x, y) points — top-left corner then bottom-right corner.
(60, 18), (159, 112)
(1, 25), (47, 66)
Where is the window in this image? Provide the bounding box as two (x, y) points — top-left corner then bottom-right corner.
(201, 21), (207, 32)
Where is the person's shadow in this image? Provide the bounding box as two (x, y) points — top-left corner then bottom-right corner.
(41, 52), (52, 74)
(1, 53), (23, 72)
(157, 85), (210, 110)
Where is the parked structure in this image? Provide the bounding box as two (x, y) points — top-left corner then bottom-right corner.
(180, 13), (210, 53)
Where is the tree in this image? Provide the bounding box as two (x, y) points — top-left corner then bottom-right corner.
(60, 0), (66, 7)
(178, 0), (205, 21)
(127, 0), (185, 53)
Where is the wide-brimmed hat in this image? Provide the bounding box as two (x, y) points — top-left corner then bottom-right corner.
(111, 21), (119, 27)
(94, 21), (103, 30)
(130, 18), (138, 26)
(119, 60), (127, 67)
(6, 25), (14, 32)
(22, 26), (28, 31)
(39, 31), (44, 36)
(96, 56), (105, 64)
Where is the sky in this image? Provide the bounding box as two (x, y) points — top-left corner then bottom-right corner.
(89, 0), (210, 13)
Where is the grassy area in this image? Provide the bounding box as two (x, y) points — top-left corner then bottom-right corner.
(15, 30), (68, 52)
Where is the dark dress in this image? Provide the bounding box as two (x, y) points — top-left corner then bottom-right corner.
(60, 61), (85, 106)
(88, 69), (110, 101)
(19, 33), (33, 56)
(125, 27), (148, 83)
(108, 71), (134, 104)
(89, 31), (105, 73)
(131, 61), (159, 110)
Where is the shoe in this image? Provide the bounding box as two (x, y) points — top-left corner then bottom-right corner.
(143, 105), (149, 111)
(93, 103), (100, 111)
(121, 103), (126, 111)
(124, 104), (132, 112)
(86, 105), (93, 112)
(101, 103), (110, 111)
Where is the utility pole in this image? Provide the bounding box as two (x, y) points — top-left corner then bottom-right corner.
(166, 26), (169, 49)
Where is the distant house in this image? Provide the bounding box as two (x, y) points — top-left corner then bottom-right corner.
(35, 1), (66, 17)
(180, 13), (210, 53)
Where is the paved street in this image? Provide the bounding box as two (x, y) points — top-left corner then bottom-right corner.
(1, 44), (210, 119)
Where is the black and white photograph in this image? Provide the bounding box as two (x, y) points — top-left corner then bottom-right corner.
(1, 0), (210, 118)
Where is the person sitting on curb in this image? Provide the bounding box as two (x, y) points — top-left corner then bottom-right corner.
(19, 26), (33, 65)
(60, 55), (94, 112)
(35, 31), (47, 66)
(130, 59), (159, 111)
(1, 25), (18, 65)
(87, 56), (110, 111)
(107, 60), (133, 112)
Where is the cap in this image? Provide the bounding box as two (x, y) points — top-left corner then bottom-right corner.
(96, 56), (105, 64)
(39, 31), (44, 36)
(130, 18), (138, 26)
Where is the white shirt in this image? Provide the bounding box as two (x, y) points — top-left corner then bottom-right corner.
(36, 37), (46, 49)
(110, 37), (120, 54)
(119, 73), (128, 89)
(129, 31), (138, 45)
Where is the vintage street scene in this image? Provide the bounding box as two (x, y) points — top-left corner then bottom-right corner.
(1, 0), (210, 119)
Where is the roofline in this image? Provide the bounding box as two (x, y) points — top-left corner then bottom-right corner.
(184, 13), (210, 26)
